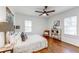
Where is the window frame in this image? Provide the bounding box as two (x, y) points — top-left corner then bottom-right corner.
(25, 20), (32, 32)
(64, 16), (77, 36)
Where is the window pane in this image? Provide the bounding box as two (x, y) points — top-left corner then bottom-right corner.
(25, 20), (32, 32)
(64, 16), (77, 35)
(25, 20), (32, 26)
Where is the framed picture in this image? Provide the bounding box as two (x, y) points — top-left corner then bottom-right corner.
(54, 20), (60, 26)
(16, 26), (20, 29)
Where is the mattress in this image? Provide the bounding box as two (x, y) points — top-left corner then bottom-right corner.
(13, 35), (48, 53)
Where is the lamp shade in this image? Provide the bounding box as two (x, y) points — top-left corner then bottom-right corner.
(0, 22), (14, 32)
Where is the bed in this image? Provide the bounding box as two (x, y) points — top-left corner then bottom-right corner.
(9, 32), (48, 53)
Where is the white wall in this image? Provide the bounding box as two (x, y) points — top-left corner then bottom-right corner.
(49, 7), (79, 47)
(0, 6), (6, 22)
(0, 6), (6, 47)
(14, 13), (49, 35)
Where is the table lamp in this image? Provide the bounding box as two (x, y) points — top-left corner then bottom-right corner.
(0, 22), (13, 45)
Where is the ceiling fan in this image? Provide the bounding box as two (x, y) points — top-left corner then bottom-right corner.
(35, 6), (55, 16)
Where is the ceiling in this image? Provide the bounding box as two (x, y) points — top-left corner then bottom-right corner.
(10, 6), (76, 16)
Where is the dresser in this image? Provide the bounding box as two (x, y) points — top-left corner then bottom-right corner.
(51, 28), (61, 40)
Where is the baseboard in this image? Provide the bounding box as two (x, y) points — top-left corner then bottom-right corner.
(61, 40), (79, 48)
(50, 37), (79, 47)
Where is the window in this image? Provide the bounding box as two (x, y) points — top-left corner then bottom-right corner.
(25, 20), (32, 32)
(64, 16), (77, 35)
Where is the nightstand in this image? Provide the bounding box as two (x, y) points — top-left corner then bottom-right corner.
(43, 30), (50, 39)
(0, 44), (13, 53)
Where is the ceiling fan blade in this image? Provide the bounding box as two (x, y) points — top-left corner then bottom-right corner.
(39, 13), (44, 16)
(46, 13), (49, 16)
(46, 10), (55, 13)
(35, 11), (43, 13)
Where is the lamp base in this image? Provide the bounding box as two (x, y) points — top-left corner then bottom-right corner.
(4, 32), (9, 45)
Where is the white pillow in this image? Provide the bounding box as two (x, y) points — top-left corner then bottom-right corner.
(9, 32), (22, 45)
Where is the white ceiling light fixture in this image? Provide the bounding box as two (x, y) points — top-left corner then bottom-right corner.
(43, 13), (46, 16)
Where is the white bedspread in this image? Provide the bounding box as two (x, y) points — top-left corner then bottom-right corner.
(13, 35), (48, 53)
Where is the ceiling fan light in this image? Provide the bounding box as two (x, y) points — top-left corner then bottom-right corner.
(43, 14), (46, 16)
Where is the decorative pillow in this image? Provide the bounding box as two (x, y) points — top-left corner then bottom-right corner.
(21, 32), (27, 41)
(25, 33), (28, 39)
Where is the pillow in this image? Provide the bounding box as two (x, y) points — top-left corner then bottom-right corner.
(9, 32), (22, 45)
(21, 32), (27, 41)
(25, 33), (28, 39)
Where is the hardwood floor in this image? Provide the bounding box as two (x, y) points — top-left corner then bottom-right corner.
(35, 37), (79, 53)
